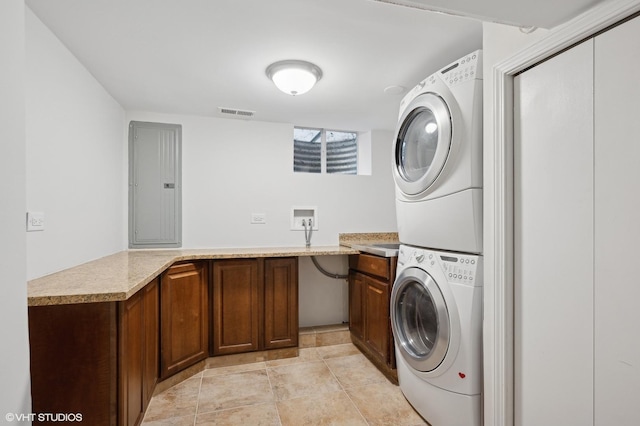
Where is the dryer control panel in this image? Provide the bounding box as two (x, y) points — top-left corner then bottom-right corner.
(440, 50), (482, 87)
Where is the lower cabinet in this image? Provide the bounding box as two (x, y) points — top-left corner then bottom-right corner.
(212, 257), (298, 355)
(211, 259), (261, 355)
(119, 278), (159, 426)
(29, 302), (118, 426)
(28, 256), (298, 425)
(160, 261), (209, 379)
(349, 253), (397, 382)
(264, 258), (298, 349)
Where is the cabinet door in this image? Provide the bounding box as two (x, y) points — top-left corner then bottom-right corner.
(160, 262), (209, 379)
(264, 258), (298, 349)
(364, 276), (390, 363)
(120, 291), (145, 426)
(349, 270), (365, 340)
(212, 259), (260, 355)
(143, 279), (159, 405)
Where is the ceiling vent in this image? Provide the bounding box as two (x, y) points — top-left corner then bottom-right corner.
(218, 107), (255, 119)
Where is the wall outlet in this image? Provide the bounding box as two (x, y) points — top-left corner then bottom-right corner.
(27, 211), (45, 232)
(251, 213), (266, 224)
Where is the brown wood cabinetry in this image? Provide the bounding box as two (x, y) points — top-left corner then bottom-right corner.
(29, 302), (118, 426)
(349, 253), (397, 382)
(212, 257), (298, 355)
(264, 258), (299, 349)
(28, 255), (297, 425)
(119, 278), (159, 426)
(160, 261), (209, 379)
(211, 259), (261, 355)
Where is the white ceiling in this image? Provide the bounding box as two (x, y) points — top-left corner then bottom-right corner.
(25, 0), (603, 131)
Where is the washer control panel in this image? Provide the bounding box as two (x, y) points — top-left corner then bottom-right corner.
(397, 245), (483, 286)
(439, 254), (479, 285)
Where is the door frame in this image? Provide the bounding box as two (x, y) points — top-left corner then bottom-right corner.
(486, 1), (640, 425)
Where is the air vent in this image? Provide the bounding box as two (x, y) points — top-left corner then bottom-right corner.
(218, 107), (255, 119)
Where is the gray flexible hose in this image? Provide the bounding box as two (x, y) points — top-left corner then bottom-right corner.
(310, 255), (349, 280)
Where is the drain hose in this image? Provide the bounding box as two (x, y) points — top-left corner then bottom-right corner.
(310, 256), (349, 280)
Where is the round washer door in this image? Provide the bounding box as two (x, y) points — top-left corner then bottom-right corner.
(393, 93), (452, 196)
(391, 267), (450, 372)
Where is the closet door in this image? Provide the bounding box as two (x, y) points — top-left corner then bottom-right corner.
(594, 15), (640, 426)
(514, 40), (594, 426)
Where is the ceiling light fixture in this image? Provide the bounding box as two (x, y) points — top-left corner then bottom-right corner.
(266, 60), (323, 96)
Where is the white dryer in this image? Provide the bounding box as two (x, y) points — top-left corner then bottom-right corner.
(391, 244), (483, 426)
(393, 50), (483, 254)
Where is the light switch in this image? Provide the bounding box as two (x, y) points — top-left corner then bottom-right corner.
(27, 211), (45, 232)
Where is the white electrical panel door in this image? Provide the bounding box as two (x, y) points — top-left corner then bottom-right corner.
(594, 15), (640, 426)
(514, 40), (594, 426)
(129, 121), (182, 248)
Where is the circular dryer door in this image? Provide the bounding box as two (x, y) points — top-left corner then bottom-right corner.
(391, 267), (450, 372)
(393, 93), (452, 196)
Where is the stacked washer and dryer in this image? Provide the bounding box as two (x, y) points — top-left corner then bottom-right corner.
(390, 50), (483, 426)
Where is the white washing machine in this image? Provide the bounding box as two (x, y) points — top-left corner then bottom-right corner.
(391, 244), (483, 426)
(393, 50), (483, 254)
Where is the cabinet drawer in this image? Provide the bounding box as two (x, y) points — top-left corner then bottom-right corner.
(349, 254), (391, 280)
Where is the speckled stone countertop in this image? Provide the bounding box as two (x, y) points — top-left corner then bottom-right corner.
(27, 233), (398, 307)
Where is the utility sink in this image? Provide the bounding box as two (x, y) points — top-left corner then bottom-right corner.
(351, 242), (400, 257)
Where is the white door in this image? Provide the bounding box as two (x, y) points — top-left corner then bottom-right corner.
(594, 16), (640, 425)
(514, 40), (594, 426)
(393, 93), (452, 196)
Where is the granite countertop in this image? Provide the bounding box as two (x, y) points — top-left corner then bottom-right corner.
(27, 233), (398, 307)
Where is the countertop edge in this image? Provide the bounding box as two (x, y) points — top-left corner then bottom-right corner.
(27, 245), (362, 306)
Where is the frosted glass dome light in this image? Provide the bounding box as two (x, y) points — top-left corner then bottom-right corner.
(266, 60), (323, 96)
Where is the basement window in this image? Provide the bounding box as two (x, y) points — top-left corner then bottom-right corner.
(293, 127), (358, 174)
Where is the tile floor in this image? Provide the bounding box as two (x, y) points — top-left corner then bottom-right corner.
(141, 343), (427, 425)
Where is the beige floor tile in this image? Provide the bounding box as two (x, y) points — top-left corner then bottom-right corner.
(197, 369), (274, 414)
(298, 333), (317, 348)
(316, 342), (361, 359)
(277, 391), (367, 426)
(316, 329), (351, 346)
(143, 376), (201, 422)
(202, 361), (266, 377)
(195, 402), (280, 425)
(346, 381), (427, 426)
(265, 347), (320, 367)
(325, 353), (388, 389)
(142, 414), (195, 425)
(267, 360), (342, 401)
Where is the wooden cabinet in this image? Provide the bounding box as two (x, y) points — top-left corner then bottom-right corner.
(349, 270), (365, 340)
(349, 253), (397, 382)
(264, 258), (298, 349)
(212, 257), (298, 355)
(119, 278), (159, 426)
(160, 261), (209, 379)
(212, 259), (261, 355)
(29, 302), (118, 426)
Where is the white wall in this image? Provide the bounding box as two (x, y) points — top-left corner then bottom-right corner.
(0, 0), (32, 421)
(126, 111), (397, 248)
(482, 21), (549, 426)
(26, 9), (126, 280)
(126, 111), (397, 325)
